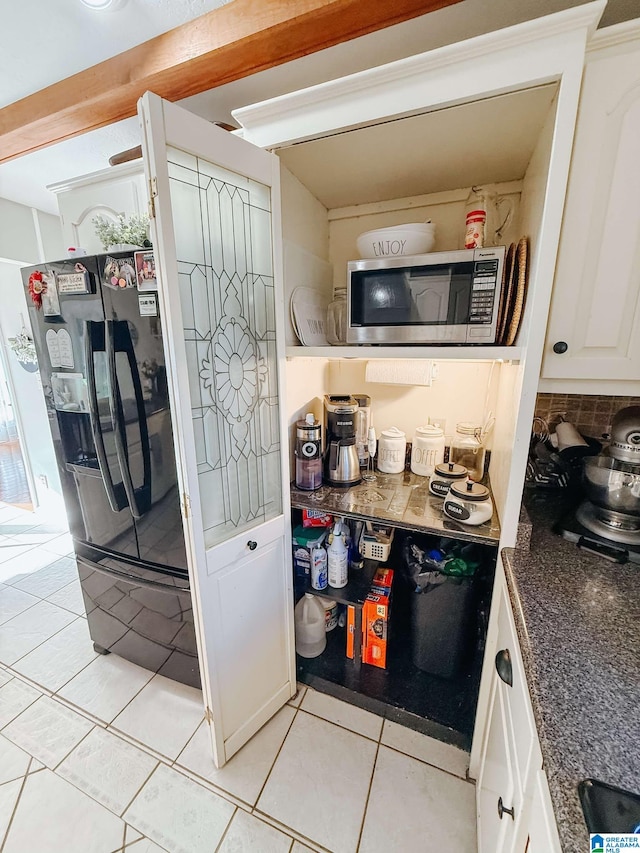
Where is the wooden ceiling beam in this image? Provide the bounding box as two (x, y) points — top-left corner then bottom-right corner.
(0, 0), (462, 164)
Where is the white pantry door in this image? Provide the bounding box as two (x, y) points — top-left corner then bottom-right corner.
(138, 92), (295, 767)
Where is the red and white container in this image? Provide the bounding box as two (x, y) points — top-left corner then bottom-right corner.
(464, 209), (487, 249)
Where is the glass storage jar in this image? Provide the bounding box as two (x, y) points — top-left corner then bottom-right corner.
(326, 287), (347, 345)
(450, 422), (486, 481)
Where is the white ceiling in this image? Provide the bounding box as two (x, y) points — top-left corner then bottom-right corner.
(0, 0), (233, 109)
(0, 0), (638, 216)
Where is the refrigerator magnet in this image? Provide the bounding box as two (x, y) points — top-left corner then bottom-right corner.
(138, 294), (158, 316)
(41, 273), (62, 317)
(57, 267), (91, 294)
(103, 255), (136, 289)
(135, 250), (158, 291)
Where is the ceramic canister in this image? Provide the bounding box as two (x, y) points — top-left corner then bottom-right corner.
(411, 425), (445, 477)
(377, 427), (406, 474)
(443, 480), (493, 526)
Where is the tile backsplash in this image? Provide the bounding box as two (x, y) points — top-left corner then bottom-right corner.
(535, 393), (640, 440)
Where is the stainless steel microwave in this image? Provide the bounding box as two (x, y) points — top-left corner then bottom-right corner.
(346, 246), (505, 345)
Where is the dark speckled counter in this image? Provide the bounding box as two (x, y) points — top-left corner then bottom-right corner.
(502, 491), (640, 853)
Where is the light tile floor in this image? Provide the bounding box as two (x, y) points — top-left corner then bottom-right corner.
(0, 501), (477, 852)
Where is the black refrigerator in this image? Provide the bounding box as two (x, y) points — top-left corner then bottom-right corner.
(22, 252), (200, 688)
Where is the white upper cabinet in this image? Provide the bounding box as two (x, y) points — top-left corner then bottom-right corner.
(541, 22), (640, 393)
(49, 162), (147, 255)
(233, 1), (604, 547)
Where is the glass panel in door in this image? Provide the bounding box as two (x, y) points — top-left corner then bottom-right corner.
(166, 147), (282, 548)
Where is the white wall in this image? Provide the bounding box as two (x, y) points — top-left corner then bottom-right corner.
(0, 198), (62, 263)
(327, 358), (499, 444)
(280, 166), (333, 346)
(0, 261), (62, 509)
(35, 209), (65, 260)
(284, 355), (505, 486)
(328, 181), (522, 291)
(0, 197), (64, 510)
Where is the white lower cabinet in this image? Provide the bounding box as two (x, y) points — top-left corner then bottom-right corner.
(477, 678), (518, 853)
(476, 564), (559, 853)
(527, 770), (563, 853)
(206, 516), (293, 761)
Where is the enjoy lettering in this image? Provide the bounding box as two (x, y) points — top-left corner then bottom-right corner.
(373, 239), (407, 256)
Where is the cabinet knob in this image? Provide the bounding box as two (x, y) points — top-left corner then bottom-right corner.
(497, 796), (515, 821)
(553, 341), (568, 354)
(247, 540), (258, 551)
(495, 648), (513, 687)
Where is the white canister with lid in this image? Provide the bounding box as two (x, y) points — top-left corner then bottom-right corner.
(443, 480), (493, 526)
(377, 427), (406, 474)
(411, 425), (445, 477)
(428, 462), (468, 498)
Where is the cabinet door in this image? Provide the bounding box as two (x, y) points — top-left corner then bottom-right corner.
(477, 676), (517, 853)
(138, 92), (294, 767)
(56, 170), (147, 254)
(542, 43), (640, 384)
(496, 585), (541, 799)
(526, 770), (562, 853)
(209, 515), (290, 759)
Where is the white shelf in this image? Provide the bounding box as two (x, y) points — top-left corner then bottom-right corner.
(285, 345), (523, 361)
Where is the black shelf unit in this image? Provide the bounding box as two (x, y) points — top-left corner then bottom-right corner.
(293, 512), (497, 749)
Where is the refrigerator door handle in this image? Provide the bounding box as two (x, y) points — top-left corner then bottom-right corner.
(84, 321), (128, 513)
(105, 319), (152, 520)
(76, 554), (188, 593)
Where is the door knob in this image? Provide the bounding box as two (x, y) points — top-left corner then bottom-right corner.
(553, 341), (568, 354)
(247, 540), (257, 551)
(498, 796), (515, 821)
(495, 649), (513, 686)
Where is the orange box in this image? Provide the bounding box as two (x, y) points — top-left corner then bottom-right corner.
(362, 568), (394, 669)
(346, 605), (355, 659)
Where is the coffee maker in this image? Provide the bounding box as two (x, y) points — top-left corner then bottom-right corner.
(323, 395), (361, 487)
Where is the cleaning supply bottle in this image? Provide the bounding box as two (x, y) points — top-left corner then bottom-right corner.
(294, 593), (327, 658)
(310, 542), (328, 591)
(327, 519), (348, 589)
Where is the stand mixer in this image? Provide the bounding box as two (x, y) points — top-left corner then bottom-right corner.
(576, 406), (640, 547)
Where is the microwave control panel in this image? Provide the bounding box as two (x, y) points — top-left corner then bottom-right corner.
(469, 258), (500, 324)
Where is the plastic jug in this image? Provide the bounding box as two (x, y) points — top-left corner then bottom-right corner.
(294, 593), (327, 658)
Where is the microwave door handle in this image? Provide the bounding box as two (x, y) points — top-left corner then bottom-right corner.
(84, 321), (127, 513)
(105, 320), (151, 519)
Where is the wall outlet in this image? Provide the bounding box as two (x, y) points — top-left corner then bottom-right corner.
(38, 475), (48, 488)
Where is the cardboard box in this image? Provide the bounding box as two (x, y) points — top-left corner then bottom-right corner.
(346, 605), (355, 659)
(362, 568), (394, 669)
(302, 509), (333, 528)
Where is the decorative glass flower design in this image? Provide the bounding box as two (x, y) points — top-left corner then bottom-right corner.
(200, 318), (267, 424)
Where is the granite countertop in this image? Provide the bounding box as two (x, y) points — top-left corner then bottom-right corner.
(502, 491), (640, 853)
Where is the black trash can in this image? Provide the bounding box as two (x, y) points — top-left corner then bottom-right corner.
(410, 575), (474, 678)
